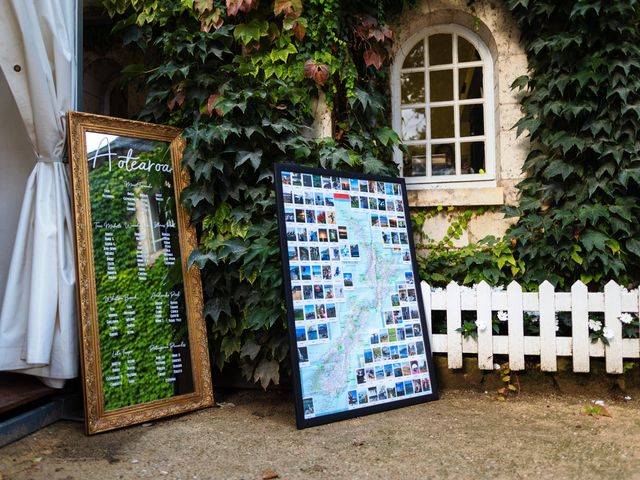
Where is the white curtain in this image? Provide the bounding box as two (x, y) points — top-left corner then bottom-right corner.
(0, 0), (78, 388)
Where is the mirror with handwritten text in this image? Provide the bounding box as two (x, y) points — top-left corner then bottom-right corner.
(68, 112), (213, 434)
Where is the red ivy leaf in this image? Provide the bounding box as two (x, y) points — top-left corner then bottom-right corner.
(167, 90), (186, 112)
(194, 0), (213, 14)
(274, 0), (302, 18)
(226, 0), (254, 16)
(303, 59), (329, 86)
(207, 93), (222, 116)
(292, 21), (306, 40)
(363, 46), (386, 70)
(200, 8), (224, 32)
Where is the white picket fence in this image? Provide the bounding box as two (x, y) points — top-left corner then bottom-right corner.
(420, 280), (640, 374)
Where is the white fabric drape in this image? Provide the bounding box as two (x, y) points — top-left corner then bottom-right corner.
(0, 0), (78, 388)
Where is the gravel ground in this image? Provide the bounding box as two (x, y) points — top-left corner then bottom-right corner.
(1, 388), (640, 480)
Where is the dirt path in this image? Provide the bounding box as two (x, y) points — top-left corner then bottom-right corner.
(2, 389), (640, 480)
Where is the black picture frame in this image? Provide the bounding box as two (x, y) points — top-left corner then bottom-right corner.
(274, 163), (439, 429)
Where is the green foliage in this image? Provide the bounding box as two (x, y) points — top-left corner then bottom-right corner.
(504, 0), (640, 290)
(102, 0), (405, 387)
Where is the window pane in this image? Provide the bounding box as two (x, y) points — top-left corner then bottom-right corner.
(458, 67), (483, 99)
(428, 34), (452, 65)
(430, 106), (454, 139)
(431, 143), (455, 176)
(459, 104), (484, 137)
(403, 145), (427, 177)
(403, 40), (424, 68)
(429, 70), (453, 102)
(460, 141), (485, 174)
(401, 72), (425, 104)
(401, 108), (427, 141)
(458, 36), (480, 63)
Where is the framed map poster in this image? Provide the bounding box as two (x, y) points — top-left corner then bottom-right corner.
(275, 163), (439, 428)
(67, 112), (214, 434)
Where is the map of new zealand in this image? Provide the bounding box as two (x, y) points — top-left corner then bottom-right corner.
(277, 166), (437, 426)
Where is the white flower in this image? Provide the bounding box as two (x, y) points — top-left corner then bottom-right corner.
(497, 311), (508, 322)
(493, 363), (501, 370)
(593, 400), (605, 407)
(588, 319), (603, 332)
(492, 286), (505, 293)
(619, 313), (634, 325)
(475, 320), (487, 332)
(432, 287), (444, 293)
(602, 327), (614, 341)
(624, 395), (632, 401)
(555, 316), (560, 332)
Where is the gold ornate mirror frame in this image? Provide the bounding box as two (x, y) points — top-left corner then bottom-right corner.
(67, 112), (213, 434)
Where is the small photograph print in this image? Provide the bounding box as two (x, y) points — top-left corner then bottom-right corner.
(387, 385), (397, 399)
(281, 172), (292, 185)
(402, 250), (411, 263)
(349, 178), (360, 191)
(385, 183), (394, 195)
(413, 323), (422, 336)
(388, 328), (397, 342)
(395, 381), (405, 397)
(365, 367), (375, 381)
(284, 208), (295, 222)
(405, 325), (414, 339)
(348, 390), (358, 406)
(379, 329), (389, 343)
(328, 229), (338, 243)
(315, 193), (324, 206)
(356, 368), (365, 384)
(384, 363), (393, 377)
(299, 247), (310, 261)
(375, 366), (384, 380)
(408, 343), (417, 356)
(310, 246), (320, 261)
(298, 346), (308, 363)
(322, 176), (331, 189)
(323, 284), (334, 300)
(393, 363), (403, 377)
(292, 286), (302, 301)
(400, 233), (409, 245)
(291, 172), (302, 186)
(419, 360), (428, 374)
(378, 198), (386, 210)
(311, 265), (322, 280)
(378, 385), (387, 401)
(303, 285), (313, 300)
(325, 196), (335, 207)
(350, 196), (359, 209)
(304, 304), (316, 320)
(368, 386), (378, 402)
(313, 175), (322, 188)
(421, 377), (431, 391)
(398, 217), (406, 228)
(382, 231), (391, 245)
(318, 323), (329, 339)
(387, 200), (395, 212)
(338, 225), (348, 240)
(305, 210), (316, 224)
(413, 379), (423, 394)
(401, 362), (411, 376)
(304, 192), (314, 205)
(350, 244), (360, 258)
(290, 266), (300, 281)
(293, 192), (304, 205)
(327, 211), (336, 224)
(364, 349), (374, 364)
(370, 332), (380, 344)
(288, 247), (298, 261)
(340, 245), (350, 259)
(404, 380), (414, 395)
(296, 228), (307, 242)
(313, 284), (324, 299)
(340, 178), (351, 190)
(296, 326), (307, 342)
(317, 210), (327, 224)
(300, 265), (311, 281)
(358, 390), (368, 405)
(302, 174), (313, 187)
(391, 294), (400, 307)
(295, 209), (306, 223)
(411, 307), (420, 319)
(393, 310), (402, 324)
(391, 232), (400, 244)
(331, 247), (340, 261)
(343, 272), (354, 288)
(371, 214), (379, 227)
(334, 285), (345, 299)
(321, 248), (331, 262)
(283, 191), (293, 204)
(416, 341), (425, 355)
(390, 345), (399, 360)
(309, 230), (318, 242)
(397, 328), (406, 341)
(303, 397), (315, 416)
(286, 227), (297, 242)
(322, 264), (332, 279)
(331, 177), (340, 189)
(381, 345), (391, 360)
(380, 215), (389, 228)
(384, 311), (394, 326)
(294, 307), (304, 321)
(359, 180), (369, 192)
(393, 184), (401, 196)
(399, 344), (408, 358)
(307, 324), (319, 341)
(318, 229), (328, 242)
(315, 304), (327, 319)
(389, 217), (398, 228)
(360, 196), (369, 209)
(326, 303), (336, 318)
(405, 271), (415, 284)
(373, 347), (382, 362)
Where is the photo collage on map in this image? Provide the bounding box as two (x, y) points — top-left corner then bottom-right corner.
(279, 168), (435, 422)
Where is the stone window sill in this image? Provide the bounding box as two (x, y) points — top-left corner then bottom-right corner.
(407, 187), (504, 207)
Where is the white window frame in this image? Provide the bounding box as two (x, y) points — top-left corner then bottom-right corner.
(391, 24), (497, 190)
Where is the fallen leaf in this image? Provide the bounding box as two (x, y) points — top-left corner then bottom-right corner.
(262, 468), (279, 479)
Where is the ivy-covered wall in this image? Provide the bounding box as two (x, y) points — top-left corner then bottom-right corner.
(95, 0), (640, 386)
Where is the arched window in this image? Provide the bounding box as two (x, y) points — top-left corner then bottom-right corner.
(392, 25), (497, 187)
